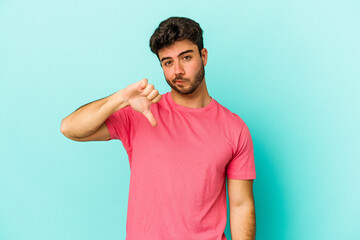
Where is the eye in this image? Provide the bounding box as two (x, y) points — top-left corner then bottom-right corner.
(164, 60), (172, 66)
(183, 55), (191, 60)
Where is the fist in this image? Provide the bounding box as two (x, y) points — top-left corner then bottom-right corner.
(123, 78), (162, 127)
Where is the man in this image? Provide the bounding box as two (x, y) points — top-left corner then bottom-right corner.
(61, 16), (256, 240)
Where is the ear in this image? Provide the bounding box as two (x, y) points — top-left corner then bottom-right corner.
(201, 48), (208, 66)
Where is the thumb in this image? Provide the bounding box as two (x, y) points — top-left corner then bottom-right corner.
(137, 78), (148, 91)
(142, 109), (158, 127)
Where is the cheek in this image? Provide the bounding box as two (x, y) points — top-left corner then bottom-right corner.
(163, 69), (173, 80)
(189, 62), (202, 74)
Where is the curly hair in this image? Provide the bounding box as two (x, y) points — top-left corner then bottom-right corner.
(149, 16), (204, 58)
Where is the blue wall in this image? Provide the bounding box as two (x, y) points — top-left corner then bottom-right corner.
(1, 0), (359, 239)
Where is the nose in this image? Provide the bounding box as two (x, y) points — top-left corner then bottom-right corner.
(174, 61), (185, 76)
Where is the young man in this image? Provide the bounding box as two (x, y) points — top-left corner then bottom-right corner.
(61, 17), (256, 240)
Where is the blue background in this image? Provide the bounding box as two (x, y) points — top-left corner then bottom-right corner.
(1, 0), (359, 239)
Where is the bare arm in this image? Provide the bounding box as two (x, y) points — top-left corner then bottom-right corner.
(227, 179), (256, 240)
(60, 78), (162, 141)
(60, 89), (129, 140)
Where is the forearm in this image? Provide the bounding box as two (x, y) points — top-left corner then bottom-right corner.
(61, 89), (129, 138)
(229, 202), (256, 240)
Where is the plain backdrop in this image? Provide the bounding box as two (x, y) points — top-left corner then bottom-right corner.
(0, 0), (359, 239)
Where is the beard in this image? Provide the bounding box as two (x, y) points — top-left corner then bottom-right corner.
(165, 62), (205, 95)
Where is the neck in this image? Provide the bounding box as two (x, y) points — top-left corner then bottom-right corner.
(170, 79), (211, 108)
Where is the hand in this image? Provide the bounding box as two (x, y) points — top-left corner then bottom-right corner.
(123, 78), (162, 127)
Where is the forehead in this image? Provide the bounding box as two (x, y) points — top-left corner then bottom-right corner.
(158, 39), (198, 59)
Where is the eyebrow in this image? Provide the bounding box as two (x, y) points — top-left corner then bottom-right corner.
(160, 50), (194, 62)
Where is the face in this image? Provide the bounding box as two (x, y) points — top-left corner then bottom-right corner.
(158, 39), (208, 95)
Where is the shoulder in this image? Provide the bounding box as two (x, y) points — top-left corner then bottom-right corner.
(215, 100), (247, 129)
(149, 92), (170, 112)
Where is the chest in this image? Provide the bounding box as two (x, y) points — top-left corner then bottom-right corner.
(131, 111), (234, 177)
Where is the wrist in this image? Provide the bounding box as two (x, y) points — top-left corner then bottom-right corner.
(111, 89), (130, 111)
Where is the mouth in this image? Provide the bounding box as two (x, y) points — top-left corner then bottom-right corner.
(175, 81), (186, 85)
(174, 79), (187, 84)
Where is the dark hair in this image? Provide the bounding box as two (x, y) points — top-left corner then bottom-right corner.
(149, 16), (204, 57)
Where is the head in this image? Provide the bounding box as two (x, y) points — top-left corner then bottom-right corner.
(150, 17), (204, 57)
(149, 17), (207, 95)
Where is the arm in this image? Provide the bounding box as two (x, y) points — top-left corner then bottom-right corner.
(60, 89), (129, 141)
(227, 178), (256, 240)
(60, 78), (162, 141)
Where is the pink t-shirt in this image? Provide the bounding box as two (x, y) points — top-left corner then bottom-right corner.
(105, 92), (256, 240)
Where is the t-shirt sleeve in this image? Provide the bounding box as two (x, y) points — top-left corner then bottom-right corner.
(104, 105), (134, 151)
(226, 123), (256, 179)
